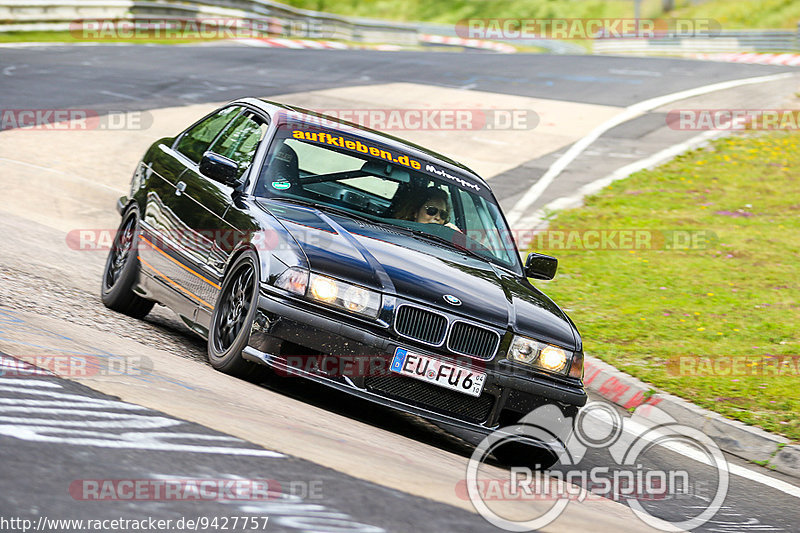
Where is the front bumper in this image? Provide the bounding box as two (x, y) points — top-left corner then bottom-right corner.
(245, 292), (586, 436)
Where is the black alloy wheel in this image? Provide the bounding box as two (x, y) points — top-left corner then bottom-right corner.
(100, 209), (154, 318)
(208, 250), (265, 379)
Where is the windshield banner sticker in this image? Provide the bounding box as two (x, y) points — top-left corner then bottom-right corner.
(289, 129), (481, 193)
(424, 163), (481, 192)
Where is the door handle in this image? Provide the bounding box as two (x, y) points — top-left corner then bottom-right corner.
(175, 181), (186, 196)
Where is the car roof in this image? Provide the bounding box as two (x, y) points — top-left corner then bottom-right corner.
(233, 97), (491, 191)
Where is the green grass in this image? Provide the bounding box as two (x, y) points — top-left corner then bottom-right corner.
(283, 0), (662, 24)
(669, 0), (800, 30)
(284, 0), (800, 28)
(534, 131), (800, 441)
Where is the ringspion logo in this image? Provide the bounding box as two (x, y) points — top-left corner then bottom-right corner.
(464, 402), (729, 531)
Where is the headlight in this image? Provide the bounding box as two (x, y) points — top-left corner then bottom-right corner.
(539, 345), (568, 372)
(507, 335), (572, 375)
(308, 274), (381, 318)
(310, 275), (338, 302)
(274, 270), (381, 317)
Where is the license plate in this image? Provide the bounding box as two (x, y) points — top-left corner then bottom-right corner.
(390, 347), (486, 397)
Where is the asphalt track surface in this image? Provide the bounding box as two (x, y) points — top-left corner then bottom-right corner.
(1, 45), (799, 532)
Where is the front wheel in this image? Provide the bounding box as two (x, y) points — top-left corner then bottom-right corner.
(207, 250), (264, 379)
(101, 209), (154, 318)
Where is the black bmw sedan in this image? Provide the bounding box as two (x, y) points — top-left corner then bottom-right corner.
(102, 98), (586, 461)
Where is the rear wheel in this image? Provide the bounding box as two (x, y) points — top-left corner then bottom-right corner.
(101, 209), (154, 318)
(207, 250), (264, 379)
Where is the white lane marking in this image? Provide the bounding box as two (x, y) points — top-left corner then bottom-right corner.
(0, 370), (284, 458)
(99, 89), (142, 101)
(0, 157), (126, 194)
(0, 358), (60, 384)
(0, 412), (184, 429)
(584, 408), (800, 500)
(0, 425), (284, 456)
(3, 65), (17, 76)
(505, 72), (795, 226)
(0, 379), (60, 387)
(515, 128), (721, 234)
(695, 506), (784, 532)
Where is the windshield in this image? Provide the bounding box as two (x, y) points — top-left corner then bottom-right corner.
(254, 120), (520, 272)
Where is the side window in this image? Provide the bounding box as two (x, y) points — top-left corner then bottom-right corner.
(457, 189), (513, 263)
(458, 189), (483, 231)
(208, 111), (269, 177)
(174, 106), (241, 164)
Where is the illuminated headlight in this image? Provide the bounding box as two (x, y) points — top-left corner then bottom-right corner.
(310, 275), (338, 302)
(507, 335), (571, 374)
(308, 274), (381, 318)
(274, 267), (308, 295)
(539, 345), (568, 372)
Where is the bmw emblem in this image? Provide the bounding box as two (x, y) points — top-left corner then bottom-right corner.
(443, 294), (462, 306)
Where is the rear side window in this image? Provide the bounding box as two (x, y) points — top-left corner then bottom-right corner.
(174, 106), (241, 163)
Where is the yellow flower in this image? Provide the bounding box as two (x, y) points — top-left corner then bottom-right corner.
(697, 327), (705, 331)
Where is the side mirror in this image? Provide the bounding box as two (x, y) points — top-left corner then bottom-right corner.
(524, 252), (558, 280)
(200, 152), (239, 186)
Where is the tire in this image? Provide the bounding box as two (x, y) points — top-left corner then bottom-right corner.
(207, 250), (264, 379)
(492, 441), (559, 471)
(101, 209), (155, 319)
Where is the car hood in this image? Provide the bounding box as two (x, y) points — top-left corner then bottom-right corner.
(258, 200), (577, 350)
